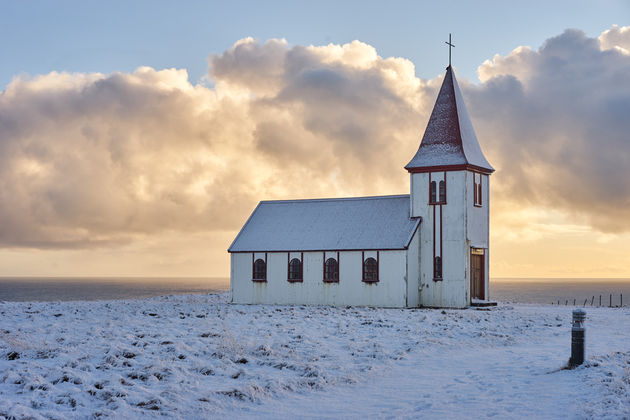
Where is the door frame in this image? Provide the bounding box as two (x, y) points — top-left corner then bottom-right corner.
(470, 247), (485, 302)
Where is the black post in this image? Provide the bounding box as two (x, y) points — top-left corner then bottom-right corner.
(569, 309), (586, 367)
(591, 296), (594, 306)
(583, 299), (587, 307)
(573, 299), (576, 306)
(621, 294), (623, 307)
(610, 294), (612, 307)
(599, 295), (601, 307)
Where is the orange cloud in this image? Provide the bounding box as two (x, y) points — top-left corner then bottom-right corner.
(1, 27), (629, 277)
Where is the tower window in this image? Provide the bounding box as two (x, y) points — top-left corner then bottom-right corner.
(474, 175), (482, 206)
(324, 257), (339, 282)
(429, 179), (446, 204)
(434, 256), (442, 280)
(253, 258), (266, 281)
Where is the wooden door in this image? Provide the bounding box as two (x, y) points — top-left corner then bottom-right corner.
(470, 250), (485, 301)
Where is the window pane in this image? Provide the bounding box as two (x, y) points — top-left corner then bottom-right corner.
(364, 257), (378, 282)
(439, 181), (445, 203)
(254, 259), (266, 280)
(434, 256), (442, 278)
(430, 181), (437, 203)
(289, 258), (302, 280)
(325, 258), (338, 281)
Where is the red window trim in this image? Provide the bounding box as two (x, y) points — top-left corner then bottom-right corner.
(252, 252), (267, 282)
(442, 171), (447, 204)
(287, 252), (304, 283)
(323, 251), (340, 283)
(362, 250), (379, 283)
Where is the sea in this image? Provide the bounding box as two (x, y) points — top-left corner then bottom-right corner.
(0, 277), (229, 302)
(0, 277), (628, 306)
(491, 278), (629, 306)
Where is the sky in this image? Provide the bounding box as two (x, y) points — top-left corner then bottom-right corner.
(1, 1), (629, 278)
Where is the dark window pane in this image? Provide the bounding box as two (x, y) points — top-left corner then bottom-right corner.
(253, 259), (266, 280)
(289, 258), (302, 280)
(430, 181), (437, 203)
(325, 258), (338, 281)
(439, 180), (446, 203)
(434, 256), (442, 279)
(363, 257), (378, 282)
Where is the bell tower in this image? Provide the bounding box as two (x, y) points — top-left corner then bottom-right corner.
(406, 45), (494, 307)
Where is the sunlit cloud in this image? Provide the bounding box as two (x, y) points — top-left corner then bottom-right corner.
(599, 24), (630, 53)
(1, 26), (629, 277)
(471, 27), (630, 234)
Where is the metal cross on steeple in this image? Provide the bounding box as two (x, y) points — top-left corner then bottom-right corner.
(445, 33), (455, 68)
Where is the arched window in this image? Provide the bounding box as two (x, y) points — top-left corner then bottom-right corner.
(324, 258), (339, 282)
(253, 258), (266, 281)
(430, 181), (437, 204)
(363, 257), (378, 282)
(434, 256), (442, 280)
(288, 258), (302, 281)
(439, 180), (446, 203)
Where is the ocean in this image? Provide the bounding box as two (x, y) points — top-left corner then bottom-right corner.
(491, 278), (630, 306)
(0, 277), (628, 306)
(0, 277), (229, 302)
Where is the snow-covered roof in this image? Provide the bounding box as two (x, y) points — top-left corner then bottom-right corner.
(228, 195), (421, 252)
(405, 66), (494, 173)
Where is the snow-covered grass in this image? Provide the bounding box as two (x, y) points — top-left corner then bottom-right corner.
(0, 294), (628, 419)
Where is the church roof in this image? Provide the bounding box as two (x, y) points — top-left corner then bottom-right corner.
(405, 66), (494, 174)
(228, 195), (421, 252)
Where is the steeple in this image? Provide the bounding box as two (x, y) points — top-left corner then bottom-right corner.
(405, 66), (494, 174)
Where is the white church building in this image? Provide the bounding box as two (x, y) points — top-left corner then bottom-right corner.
(228, 64), (494, 308)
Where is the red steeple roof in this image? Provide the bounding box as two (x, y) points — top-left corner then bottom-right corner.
(405, 66), (494, 174)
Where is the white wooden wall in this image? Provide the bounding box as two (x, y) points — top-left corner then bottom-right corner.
(405, 229), (421, 307)
(231, 249), (409, 307)
(411, 170), (487, 308)
(466, 171), (490, 300)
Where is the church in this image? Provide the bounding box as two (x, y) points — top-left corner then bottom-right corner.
(228, 61), (494, 308)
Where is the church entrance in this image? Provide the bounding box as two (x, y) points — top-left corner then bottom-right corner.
(470, 248), (485, 301)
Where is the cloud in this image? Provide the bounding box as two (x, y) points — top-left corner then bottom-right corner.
(0, 42), (433, 249)
(599, 24), (630, 53)
(1, 26), (629, 252)
(471, 27), (630, 233)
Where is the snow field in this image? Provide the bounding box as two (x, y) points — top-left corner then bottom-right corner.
(0, 293), (628, 419)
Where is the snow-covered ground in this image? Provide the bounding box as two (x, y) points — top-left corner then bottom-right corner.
(0, 293), (628, 419)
